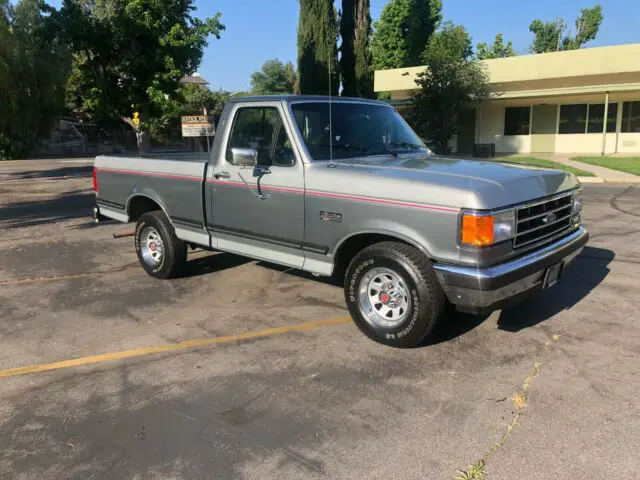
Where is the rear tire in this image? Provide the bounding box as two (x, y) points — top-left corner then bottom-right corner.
(344, 241), (445, 348)
(134, 211), (186, 279)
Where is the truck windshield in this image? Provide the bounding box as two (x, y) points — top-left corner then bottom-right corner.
(290, 102), (430, 161)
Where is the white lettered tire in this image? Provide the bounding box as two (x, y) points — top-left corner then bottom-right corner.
(344, 242), (445, 348)
(134, 211), (187, 279)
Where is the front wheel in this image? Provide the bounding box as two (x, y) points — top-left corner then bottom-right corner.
(344, 242), (445, 348)
(134, 211), (186, 279)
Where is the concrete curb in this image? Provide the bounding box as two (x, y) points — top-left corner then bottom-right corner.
(578, 177), (605, 183)
(578, 176), (640, 184)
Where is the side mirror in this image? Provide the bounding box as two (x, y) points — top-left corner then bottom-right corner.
(231, 147), (258, 167)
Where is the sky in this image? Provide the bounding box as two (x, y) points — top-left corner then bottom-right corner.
(195, 0), (640, 92)
(46, 0), (640, 92)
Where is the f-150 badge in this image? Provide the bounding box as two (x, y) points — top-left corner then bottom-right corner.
(320, 211), (343, 222)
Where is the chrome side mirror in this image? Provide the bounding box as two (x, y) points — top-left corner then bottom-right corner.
(231, 147), (258, 166)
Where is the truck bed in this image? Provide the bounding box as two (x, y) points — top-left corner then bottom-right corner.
(94, 152), (210, 232)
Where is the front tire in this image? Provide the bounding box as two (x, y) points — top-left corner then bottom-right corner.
(344, 242), (445, 348)
(134, 211), (186, 279)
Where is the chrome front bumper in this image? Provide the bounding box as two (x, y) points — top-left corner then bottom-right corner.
(433, 227), (589, 314)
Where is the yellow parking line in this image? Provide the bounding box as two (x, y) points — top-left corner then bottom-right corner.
(0, 316), (351, 379)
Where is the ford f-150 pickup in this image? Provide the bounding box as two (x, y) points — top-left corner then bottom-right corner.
(93, 95), (588, 348)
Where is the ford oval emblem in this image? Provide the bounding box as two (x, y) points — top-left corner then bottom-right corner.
(542, 212), (557, 224)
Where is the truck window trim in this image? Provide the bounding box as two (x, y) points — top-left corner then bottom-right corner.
(224, 105), (297, 168)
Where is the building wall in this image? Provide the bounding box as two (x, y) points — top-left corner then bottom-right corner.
(477, 104), (531, 153)
(475, 100), (640, 154)
(553, 133), (617, 154)
(617, 133), (640, 153)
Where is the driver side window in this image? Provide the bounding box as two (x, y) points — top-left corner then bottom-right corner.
(226, 107), (295, 167)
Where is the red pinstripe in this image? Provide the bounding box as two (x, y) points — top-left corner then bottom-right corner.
(97, 168), (459, 213)
(98, 167), (202, 182)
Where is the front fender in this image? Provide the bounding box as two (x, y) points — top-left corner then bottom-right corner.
(332, 224), (435, 259)
(329, 210), (460, 265)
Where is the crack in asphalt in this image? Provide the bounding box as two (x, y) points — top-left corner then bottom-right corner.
(455, 334), (561, 479)
(609, 185), (639, 218)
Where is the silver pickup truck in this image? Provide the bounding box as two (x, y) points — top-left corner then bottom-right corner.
(93, 95), (588, 348)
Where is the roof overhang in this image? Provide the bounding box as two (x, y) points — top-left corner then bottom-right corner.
(374, 43), (640, 100)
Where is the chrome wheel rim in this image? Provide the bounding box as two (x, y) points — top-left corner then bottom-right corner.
(140, 226), (164, 267)
(357, 267), (411, 328)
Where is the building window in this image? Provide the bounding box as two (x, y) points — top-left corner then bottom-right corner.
(586, 104), (617, 133)
(504, 107), (530, 136)
(558, 104), (588, 134)
(622, 101), (640, 133)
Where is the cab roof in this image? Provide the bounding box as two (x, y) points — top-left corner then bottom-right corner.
(226, 94), (390, 106)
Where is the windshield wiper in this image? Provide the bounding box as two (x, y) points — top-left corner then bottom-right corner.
(386, 141), (427, 151)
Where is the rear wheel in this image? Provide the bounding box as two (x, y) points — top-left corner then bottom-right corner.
(344, 241), (445, 348)
(134, 211), (186, 279)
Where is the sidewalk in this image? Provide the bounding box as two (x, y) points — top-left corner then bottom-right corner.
(544, 154), (640, 183)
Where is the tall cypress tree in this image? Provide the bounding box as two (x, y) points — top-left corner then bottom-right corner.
(354, 0), (373, 97)
(339, 0), (355, 96)
(297, 0), (339, 95)
(340, 0), (373, 98)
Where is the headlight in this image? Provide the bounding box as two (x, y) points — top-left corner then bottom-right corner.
(572, 188), (583, 214)
(572, 188), (583, 227)
(460, 209), (515, 247)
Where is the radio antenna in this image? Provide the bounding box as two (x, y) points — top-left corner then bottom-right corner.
(328, 43), (334, 167)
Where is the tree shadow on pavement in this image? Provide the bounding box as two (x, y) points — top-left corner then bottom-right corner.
(497, 246), (614, 332)
(5, 165), (92, 181)
(0, 191), (94, 229)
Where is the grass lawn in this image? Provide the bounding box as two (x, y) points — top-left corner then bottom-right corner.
(493, 156), (595, 177)
(571, 156), (640, 176)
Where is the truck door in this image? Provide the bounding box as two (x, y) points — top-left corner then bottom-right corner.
(209, 101), (305, 268)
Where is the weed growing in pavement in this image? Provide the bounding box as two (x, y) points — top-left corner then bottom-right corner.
(455, 459), (485, 479)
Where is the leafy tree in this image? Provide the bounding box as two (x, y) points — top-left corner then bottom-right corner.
(53, 0), (224, 152)
(136, 84), (231, 146)
(179, 86), (229, 120)
(529, 19), (563, 54)
(476, 33), (516, 60)
(297, 0), (339, 95)
(340, 0), (373, 97)
(421, 20), (472, 63)
(408, 22), (489, 153)
(371, 0), (442, 70)
(250, 59), (298, 95)
(529, 4), (603, 53)
(0, 0), (70, 159)
(563, 4), (603, 50)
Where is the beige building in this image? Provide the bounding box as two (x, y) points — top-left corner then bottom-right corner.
(374, 43), (640, 155)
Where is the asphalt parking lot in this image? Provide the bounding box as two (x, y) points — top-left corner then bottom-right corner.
(0, 159), (639, 480)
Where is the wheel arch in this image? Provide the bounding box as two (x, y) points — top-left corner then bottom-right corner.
(126, 192), (172, 224)
(333, 230), (431, 274)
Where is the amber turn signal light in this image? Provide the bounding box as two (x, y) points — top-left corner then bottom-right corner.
(461, 214), (494, 246)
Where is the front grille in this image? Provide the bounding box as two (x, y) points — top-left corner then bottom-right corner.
(514, 192), (573, 248)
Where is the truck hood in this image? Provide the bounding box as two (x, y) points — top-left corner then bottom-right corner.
(313, 153), (580, 210)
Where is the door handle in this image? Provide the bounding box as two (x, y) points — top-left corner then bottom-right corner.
(214, 171), (231, 179)
(253, 165), (272, 177)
